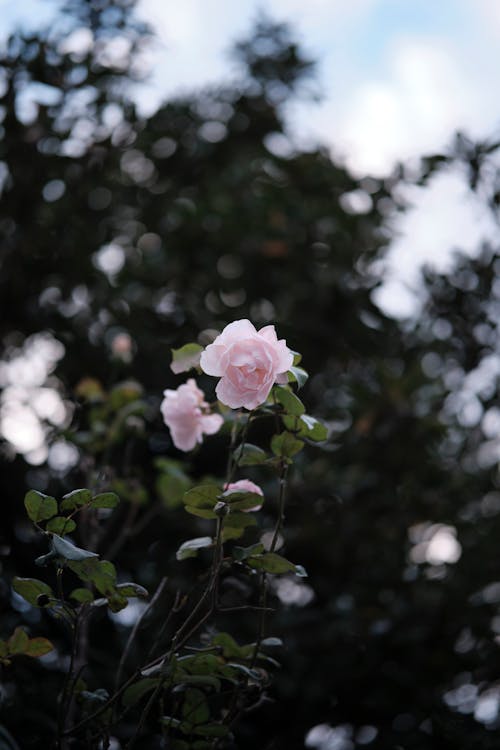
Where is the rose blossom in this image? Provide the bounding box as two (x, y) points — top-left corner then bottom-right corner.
(161, 378), (223, 452)
(200, 319), (293, 410)
(223, 478), (264, 512)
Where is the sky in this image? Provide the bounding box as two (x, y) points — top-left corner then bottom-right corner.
(2, 0), (500, 316)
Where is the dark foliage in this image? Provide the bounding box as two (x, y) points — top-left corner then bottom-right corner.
(1, 2), (500, 748)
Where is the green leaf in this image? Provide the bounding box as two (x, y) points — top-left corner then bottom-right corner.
(273, 385), (305, 416)
(7, 628), (29, 655)
(46, 516), (77, 535)
(233, 443), (268, 466)
(183, 485), (220, 509)
(107, 592), (128, 613)
(271, 431), (304, 458)
(67, 558), (117, 596)
(247, 552), (297, 574)
(210, 633), (244, 659)
(184, 506), (218, 520)
(23, 637), (54, 657)
(222, 491), (263, 511)
(282, 414), (328, 441)
(116, 582), (148, 598)
(290, 349), (302, 365)
(70, 588), (94, 604)
(177, 653), (224, 675)
(24, 490), (58, 523)
(224, 512), (257, 529)
(90, 492), (120, 509)
(225, 662), (262, 681)
(233, 543), (265, 561)
(182, 688), (210, 725)
(287, 366), (309, 389)
(60, 488), (92, 511)
(177, 675), (221, 691)
(171, 343), (203, 374)
(122, 678), (160, 707)
(156, 472), (191, 509)
(52, 535), (99, 561)
(12, 577), (54, 606)
(221, 526), (245, 541)
(177, 536), (213, 561)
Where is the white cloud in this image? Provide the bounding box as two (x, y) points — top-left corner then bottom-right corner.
(373, 167), (498, 317)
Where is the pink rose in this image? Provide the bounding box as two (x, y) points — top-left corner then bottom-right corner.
(200, 319), (293, 410)
(223, 478), (264, 512)
(161, 378), (223, 452)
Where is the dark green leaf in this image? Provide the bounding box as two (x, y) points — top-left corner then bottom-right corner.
(233, 543), (265, 561)
(67, 558), (116, 595)
(282, 414), (328, 441)
(90, 492), (120, 509)
(7, 628), (29, 655)
(176, 536), (213, 561)
(171, 343), (203, 374)
(12, 577), (54, 606)
(46, 516), (76, 535)
(287, 366), (309, 389)
(183, 485), (220, 509)
(177, 675), (221, 691)
(70, 588), (94, 603)
(52, 535), (99, 561)
(247, 552), (297, 574)
(184, 505), (218, 520)
(274, 385), (305, 416)
(224, 511), (257, 529)
(122, 678), (160, 707)
(60, 489), (92, 511)
(222, 490), (263, 511)
(271, 431), (304, 458)
(182, 688), (210, 725)
(116, 582), (149, 598)
(24, 490), (57, 523)
(23, 637), (53, 657)
(233, 443), (268, 466)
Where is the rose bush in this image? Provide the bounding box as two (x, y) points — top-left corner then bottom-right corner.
(200, 319), (294, 410)
(161, 378), (223, 451)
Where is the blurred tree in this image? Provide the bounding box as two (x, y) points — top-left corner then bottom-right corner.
(2, 1), (500, 749)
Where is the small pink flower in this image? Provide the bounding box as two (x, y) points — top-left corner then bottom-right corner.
(200, 319), (293, 410)
(161, 378), (223, 452)
(224, 478), (264, 512)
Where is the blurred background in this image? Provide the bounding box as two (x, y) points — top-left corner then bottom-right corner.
(1, 0), (500, 748)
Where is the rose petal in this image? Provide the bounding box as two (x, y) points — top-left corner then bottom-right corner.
(200, 344), (229, 376)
